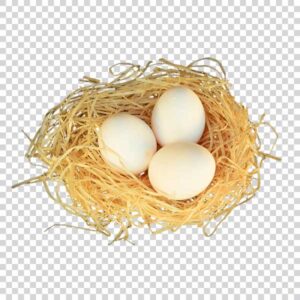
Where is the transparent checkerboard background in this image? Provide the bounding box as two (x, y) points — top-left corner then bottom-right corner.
(1, 1), (299, 299)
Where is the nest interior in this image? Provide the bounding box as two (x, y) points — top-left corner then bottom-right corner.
(16, 58), (278, 241)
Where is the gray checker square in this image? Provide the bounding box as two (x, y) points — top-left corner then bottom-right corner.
(1, 0), (299, 299)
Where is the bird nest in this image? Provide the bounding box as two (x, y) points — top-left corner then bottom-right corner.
(14, 58), (279, 242)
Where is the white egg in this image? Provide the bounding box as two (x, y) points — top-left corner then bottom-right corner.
(148, 143), (216, 200)
(151, 86), (206, 146)
(96, 113), (157, 175)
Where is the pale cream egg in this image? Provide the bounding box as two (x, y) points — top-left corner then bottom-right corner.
(96, 113), (157, 175)
(148, 142), (216, 200)
(151, 86), (206, 146)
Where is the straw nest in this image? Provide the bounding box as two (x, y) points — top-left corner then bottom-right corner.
(15, 58), (279, 242)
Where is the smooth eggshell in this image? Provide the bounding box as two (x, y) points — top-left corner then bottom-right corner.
(151, 86), (206, 146)
(148, 142), (216, 200)
(96, 113), (157, 175)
